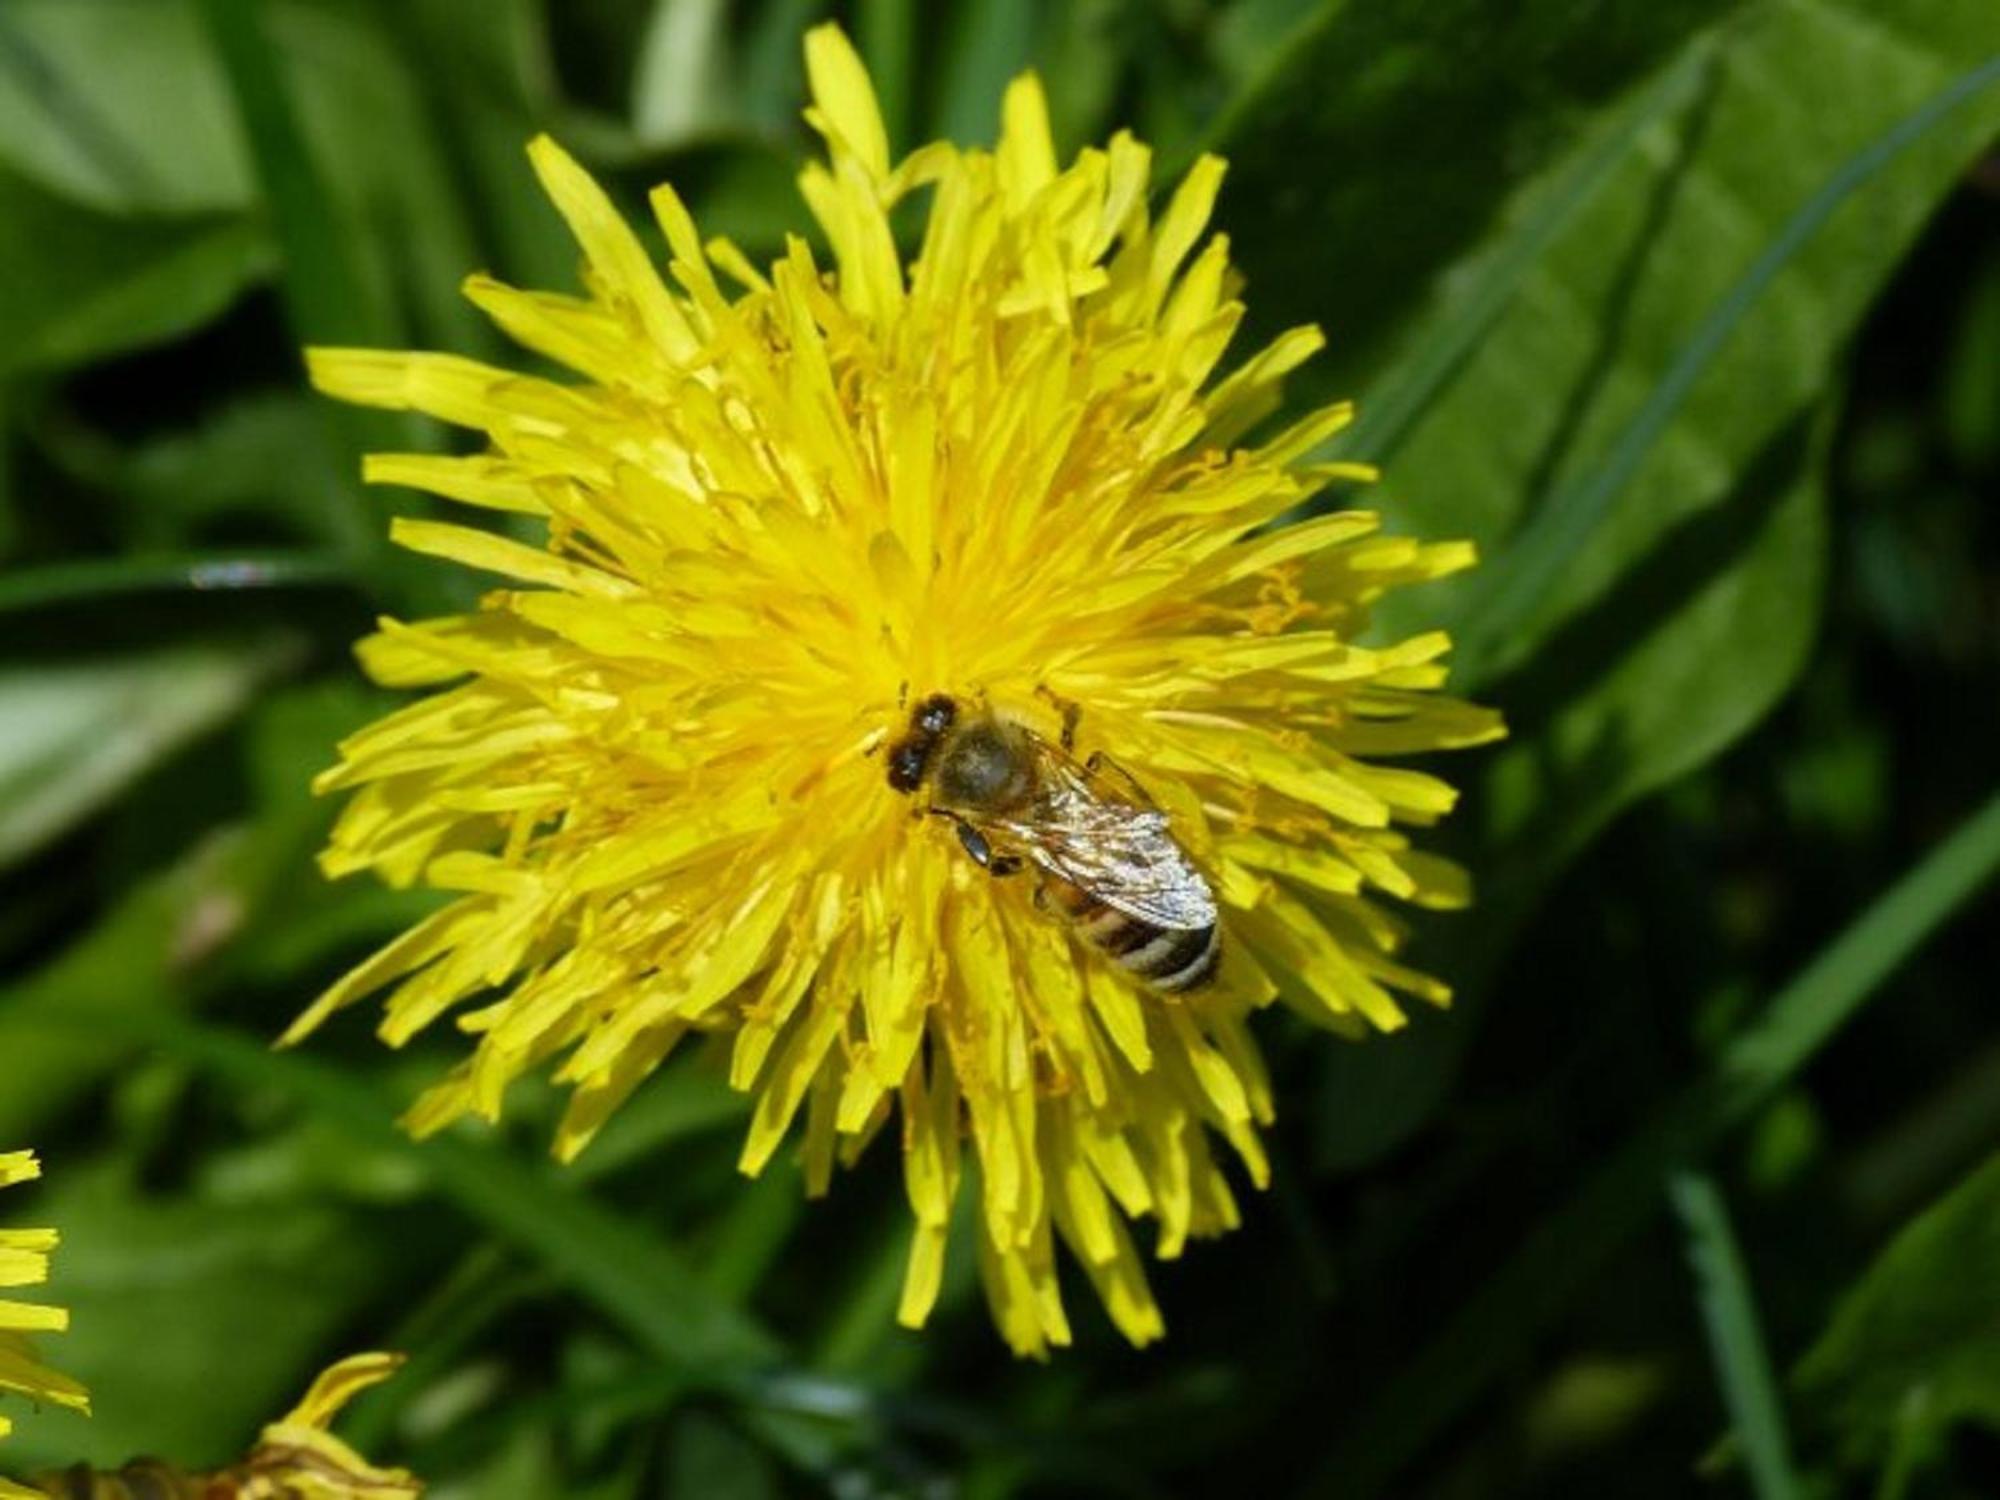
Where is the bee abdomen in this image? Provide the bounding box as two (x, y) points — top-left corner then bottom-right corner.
(1126, 922), (1220, 992)
(1067, 895), (1219, 993)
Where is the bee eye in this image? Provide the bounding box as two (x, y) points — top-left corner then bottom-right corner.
(912, 694), (957, 736)
(887, 740), (930, 792)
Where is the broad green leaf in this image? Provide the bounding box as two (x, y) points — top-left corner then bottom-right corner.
(1437, 19), (2000, 683)
(34, 392), (360, 552)
(0, 164), (268, 376)
(0, 810), (317, 1143)
(1365, 0), (2000, 683)
(1208, 0), (1744, 387)
(1308, 0), (2000, 1167)
(41, 1009), (785, 1374)
(0, 1156), (403, 1470)
(0, 0), (484, 354)
(1793, 1151), (2000, 1476)
(1480, 421), (1830, 892)
(0, 638), (297, 871)
(0, 0), (250, 212)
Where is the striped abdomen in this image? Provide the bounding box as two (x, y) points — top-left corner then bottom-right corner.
(1048, 881), (1220, 992)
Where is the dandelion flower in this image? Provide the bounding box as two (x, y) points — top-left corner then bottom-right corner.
(290, 24), (1502, 1353)
(1, 1151), (87, 1500)
(29, 1352), (419, 1499)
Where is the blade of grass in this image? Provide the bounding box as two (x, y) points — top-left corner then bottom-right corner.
(191, 0), (394, 348)
(633, 0), (731, 148)
(1298, 782), (2000, 1499)
(699, 1159), (806, 1305)
(341, 1246), (545, 1452)
(1669, 1171), (1802, 1500)
(0, 550), (353, 614)
(858, 0), (914, 153)
(192, 0), (442, 611)
(13, 1006), (781, 1376)
(934, 0), (1035, 147)
(1452, 51), (2000, 685)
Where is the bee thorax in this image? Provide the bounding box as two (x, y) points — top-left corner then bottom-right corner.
(933, 723), (1031, 811)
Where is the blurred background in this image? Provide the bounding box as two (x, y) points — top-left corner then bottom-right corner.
(1, 0), (1998, 1495)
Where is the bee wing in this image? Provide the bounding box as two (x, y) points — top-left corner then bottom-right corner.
(1001, 744), (1218, 930)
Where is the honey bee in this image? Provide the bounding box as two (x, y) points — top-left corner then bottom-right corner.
(888, 693), (1220, 993)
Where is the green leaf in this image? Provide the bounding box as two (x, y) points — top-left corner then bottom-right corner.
(633, 0), (734, 149)
(192, 0), (394, 349)
(934, 0), (1037, 147)
(0, 0), (487, 356)
(0, 0), (250, 212)
(36, 1008), (785, 1375)
(265, 2), (493, 356)
(0, 552), (352, 615)
(1309, 0), (2000, 1168)
(31, 391), (364, 552)
(0, 638), (298, 871)
(1298, 780), (2000, 1499)
(1447, 37), (2000, 685)
(857, 0), (915, 153)
(385, 0), (580, 294)
(1209, 0), (1744, 388)
(1313, 418), (1827, 1172)
(0, 813), (317, 1143)
(1375, 0), (2000, 689)
(1359, 0), (2000, 715)
(1792, 1152), (2000, 1479)
(1481, 421), (1830, 893)
(0, 164), (268, 376)
(0, 1156), (405, 1471)
(1669, 1171), (1802, 1500)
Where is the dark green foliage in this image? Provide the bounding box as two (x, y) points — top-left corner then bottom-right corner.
(1, 1), (1998, 1495)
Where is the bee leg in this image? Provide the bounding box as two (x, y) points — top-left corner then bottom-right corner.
(955, 820), (996, 869)
(1085, 749), (1158, 808)
(928, 807), (1023, 877)
(930, 808), (996, 870)
(1036, 683), (1081, 752)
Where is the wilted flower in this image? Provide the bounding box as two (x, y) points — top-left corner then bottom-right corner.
(1, 1151), (86, 1500)
(30, 1353), (419, 1499)
(292, 25), (1500, 1353)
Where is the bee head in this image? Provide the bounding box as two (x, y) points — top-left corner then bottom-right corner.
(885, 694), (960, 794)
(934, 719), (1030, 813)
(886, 737), (933, 793)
